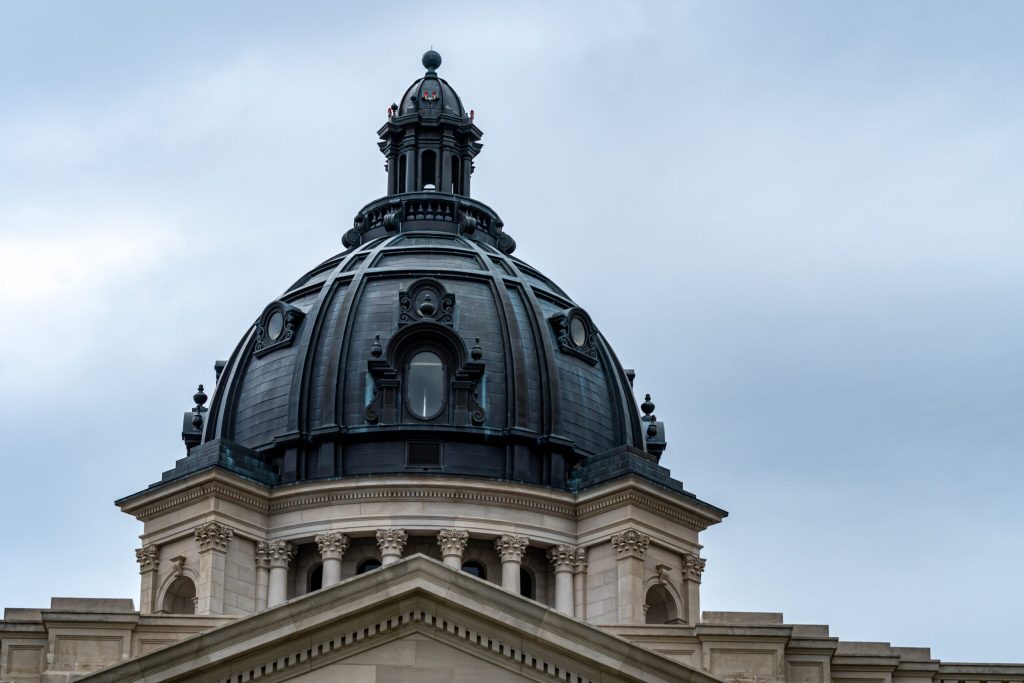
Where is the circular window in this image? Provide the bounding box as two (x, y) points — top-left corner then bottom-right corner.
(406, 350), (445, 419)
(266, 310), (285, 341)
(569, 317), (587, 347)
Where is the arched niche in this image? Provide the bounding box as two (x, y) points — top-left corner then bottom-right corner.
(162, 576), (197, 615)
(644, 583), (680, 625)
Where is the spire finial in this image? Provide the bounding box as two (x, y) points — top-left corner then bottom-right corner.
(422, 49), (442, 73)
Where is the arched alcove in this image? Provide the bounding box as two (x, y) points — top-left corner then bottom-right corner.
(308, 564), (323, 593)
(162, 576), (197, 615)
(644, 584), (679, 624)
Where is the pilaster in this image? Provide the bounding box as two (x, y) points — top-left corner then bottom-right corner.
(683, 552), (706, 624)
(611, 528), (649, 624)
(134, 545), (159, 615)
(572, 545), (588, 620)
(254, 542), (270, 611)
(193, 522), (233, 615)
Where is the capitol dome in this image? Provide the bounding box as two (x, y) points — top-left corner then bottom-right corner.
(172, 52), (670, 493)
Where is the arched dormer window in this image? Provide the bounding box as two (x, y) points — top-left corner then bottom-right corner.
(365, 279), (486, 427)
(162, 576), (197, 615)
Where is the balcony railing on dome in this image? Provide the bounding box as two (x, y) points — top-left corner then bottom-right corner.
(345, 192), (514, 254)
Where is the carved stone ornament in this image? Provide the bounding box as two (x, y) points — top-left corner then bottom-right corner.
(170, 556), (186, 576)
(315, 532), (350, 560)
(437, 529), (469, 558)
(266, 540), (295, 568)
(572, 546), (588, 574)
(547, 544), (578, 572)
(548, 308), (599, 365)
(494, 534), (530, 562)
(194, 521), (234, 552)
(255, 541), (271, 570)
(399, 278), (455, 327)
(656, 563), (673, 585)
(135, 545), (159, 573)
(610, 528), (650, 559)
(684, 553), (707, 582)
(253, 300), (306, 358)
(376, 528), (408, 555)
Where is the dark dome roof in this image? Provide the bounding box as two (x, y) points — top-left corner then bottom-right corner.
(195, 224), (648, 488)
(167, 52), (676, 494)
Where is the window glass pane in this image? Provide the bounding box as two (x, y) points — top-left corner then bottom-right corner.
(267, 310), (284, 340)
(570, 317), (587, 347)
(407, 351), (445, 419)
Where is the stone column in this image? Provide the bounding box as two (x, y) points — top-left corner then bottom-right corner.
(683, 553), (706, 625)
(266, 540), (294, 608)
(315, 532), (349, 588)
(495, 534), (529, 593)
(254, 542), (270, 611)
(547, 545), (577, 614)
(135, 545), (159, 614)
(610, 528), (650, 624)
(376, 529), (408, 566)
(194, 522), (233, 615)
(437, 529), (469, 569)
(572, 546), (588, 620)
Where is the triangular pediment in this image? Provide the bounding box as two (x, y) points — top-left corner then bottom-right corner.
(81, 555), (721, 683)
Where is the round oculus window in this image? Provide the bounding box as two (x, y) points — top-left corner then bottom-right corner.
(406, 351), (445, 419)
(569, 316), (588, 347)
(266, 310), (285, 341)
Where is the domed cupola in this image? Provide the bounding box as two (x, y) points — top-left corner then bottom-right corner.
(376, 50), (481, 198)
(172, 51), (672, 494)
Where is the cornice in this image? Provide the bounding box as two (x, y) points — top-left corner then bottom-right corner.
(576, 476), (722, 531)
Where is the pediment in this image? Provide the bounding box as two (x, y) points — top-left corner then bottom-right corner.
(81, 555), (722, 683)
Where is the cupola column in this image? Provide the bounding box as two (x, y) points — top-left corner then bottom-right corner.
(547, 545), (578, 614)
(254, 542), (271, 611)
(315, 532), (350, 588)
(495, 534), (530, 593)
(266, 541), (295, 608)
(610, 528), (650, 624)
(376, 528), (408, 566)
(437, 529), (469, 569)
(683, 553), (706, 624)
(194, 522), (234, 615)
(135, 545), (159, 614)
(572, 546), (588, 619)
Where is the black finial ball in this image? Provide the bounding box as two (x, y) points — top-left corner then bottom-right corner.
(422, 49), (442, 71)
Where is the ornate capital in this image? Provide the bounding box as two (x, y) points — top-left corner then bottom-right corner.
(376, 528), (408, 556)
(547, 544), (578, 572)
(437, 529), (469, 558)
(572, 546), (588, 574)
(194, 521), (234, 552)
(315, 532), (350, 561)
(683, 553), (706, 582)
(266, 540), (295, 569)
(610, 528), (650, 559)
(494, 534), (530, 562)
(135, 545), (159, 573)
(255, 541), (271, 570)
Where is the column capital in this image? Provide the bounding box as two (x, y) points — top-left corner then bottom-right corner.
(266, 540), (295, 569)
(437, 529), (469, 557)
(135, 544), (159, 574)
(194, 521), (234, 552)
(547, 544), (578, 572)
(495, 534), (530, 562)
(376, 528), (408, 555)
(255, 541), (271, 570)
(683, 553), (706, 583)
(315, 532), (350, 561)
(572, 545), (588, 574)
(610, 528), (650, 559)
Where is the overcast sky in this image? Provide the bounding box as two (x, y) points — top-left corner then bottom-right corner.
(1, 0), (1021, 663)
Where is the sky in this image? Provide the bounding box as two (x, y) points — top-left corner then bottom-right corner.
(0, 0), (1022, 664)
